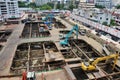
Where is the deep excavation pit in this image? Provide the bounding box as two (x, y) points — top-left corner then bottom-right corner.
(72, 67), (88, 80)
(69, 39), (102, 60)
(0, 45), (3, 51)
(10, 41), (65, 75)
(60, 49), (77, 59)
(21, 22), (51, 38)
(99, 64), (120, 79)
(0, 30), (12, 42)
(54, 22), (66, 28)
(59, 30), (70, 34)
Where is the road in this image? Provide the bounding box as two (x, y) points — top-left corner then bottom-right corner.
(0, 23), (24, 75)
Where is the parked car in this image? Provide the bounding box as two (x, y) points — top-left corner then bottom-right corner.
(105, 34), (112, 39)
(96, 32), (102, 36)
(79, 29), (86, 36)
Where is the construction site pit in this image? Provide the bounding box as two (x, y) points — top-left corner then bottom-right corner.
(69, 39), (102, 59)
(68, 39), (120, 80)
(21, 22), (51, 38)
(54, 22), (66, 29)
(0, 45), (3, 51)
(0, 30), (12, 42)
(99, 63), (120, 79)
(10, 41), (65, 75)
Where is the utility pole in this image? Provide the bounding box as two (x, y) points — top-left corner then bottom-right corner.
(53, 0), (58, 10)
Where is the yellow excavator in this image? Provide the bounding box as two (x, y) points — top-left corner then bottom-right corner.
(81, 54), (119, 71)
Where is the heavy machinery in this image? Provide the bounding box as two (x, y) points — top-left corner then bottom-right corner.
(44, 21), (52, 30)
(81, 54), (119, 71)
(60, 24), (79, 46)
(22, 71), (36, 80)
(44, 14), (54, 22)
(44, 14), (54, 30)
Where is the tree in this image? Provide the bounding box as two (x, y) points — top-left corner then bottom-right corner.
(57, 3), (61, 9)
(115, 5), (120, 9)
(110, 19), (117, 26)
(28, 2), (36, 8)
(47, 2), (54, 9)
(95, 5), (105, 9)
(69, 4), (75, 10)
(39, 4), (52, 10)
(18, 1), (27, 7)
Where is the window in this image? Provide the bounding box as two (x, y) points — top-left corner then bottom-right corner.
(100, 17), (102, 19)
(106, 18), (108, 20)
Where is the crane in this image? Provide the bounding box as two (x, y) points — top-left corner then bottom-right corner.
(60, 24), (79, 46)
(44, 14), (54, 22)
(81, 53), (119, 71)
(44, 14), (54, 30)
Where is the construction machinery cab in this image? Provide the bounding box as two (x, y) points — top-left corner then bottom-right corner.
(82, 59), (95, 71)
(27, 72), (36, 80)
(44, 14), (54, 30)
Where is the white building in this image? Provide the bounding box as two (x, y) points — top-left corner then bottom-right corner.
(73, 8), (112, 25)
(112, 0), (120, 6)
(95, 0), (113, 9)
(0, 0), (20, 21)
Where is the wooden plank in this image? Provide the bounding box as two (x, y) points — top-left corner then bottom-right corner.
(86, 73), (95, 79)
(92, 72), (101, 79)
(64, 65), (77, 80)
(65, 58), (81, 62)
(97, 66), (106, 77)
(68, 63), (81, 68)
(102, 45), (110, 55)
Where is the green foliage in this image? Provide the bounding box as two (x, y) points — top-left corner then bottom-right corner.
(115, 5), (120, 9)
(69, 4), (75, 10)
(95, 4), (105, 9)
(39, 4), (52, 10)
(28, 2), (37, 8)
(18, 1), (27, 7)
(56, 3), (64, 10)
(47, 2), (54, 9)
(110, 19), (117, 26)
(18, 1), (37, 8)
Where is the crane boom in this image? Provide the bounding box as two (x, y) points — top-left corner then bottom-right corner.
(91, 54), (118, 66)
(60, 25), (79, 46)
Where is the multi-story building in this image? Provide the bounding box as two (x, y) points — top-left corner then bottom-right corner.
(0, 0), (20, 21)
(95, 0), (112, 9)
(112, 0), (120, 6)
(73, 8), (112, 25)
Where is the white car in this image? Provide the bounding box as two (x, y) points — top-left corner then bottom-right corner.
(105, 34), (112, 39)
